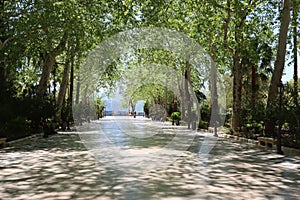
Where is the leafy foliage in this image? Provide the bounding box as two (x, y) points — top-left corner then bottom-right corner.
(0, 0), (299, 149)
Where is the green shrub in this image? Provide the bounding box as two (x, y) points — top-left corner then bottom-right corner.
(5, 117), (31, 141)
(198, 121), (208, 129)
(171, 112), (181, 120)
(171, 112), (181, 125)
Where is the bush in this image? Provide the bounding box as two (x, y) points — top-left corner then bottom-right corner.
(199, 101), (211, 122)
(171, 112), (181, 125)
(198, 121), (208, 129)
(5, 116), (31, 141)
(171, 112), (181, 120)
(220, 126), (233, 135)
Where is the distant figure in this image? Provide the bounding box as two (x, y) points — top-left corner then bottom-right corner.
(134, 111), (136, 118)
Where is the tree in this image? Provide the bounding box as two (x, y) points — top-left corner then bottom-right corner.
(0, 0), (115, 136)
(185, 0), (277, 131)
(292, 0), (299, 106)
(2, 0), (298, 142)
(265, 0), (291, 135)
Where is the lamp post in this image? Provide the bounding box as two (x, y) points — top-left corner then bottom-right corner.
(277, 81), (284, 155)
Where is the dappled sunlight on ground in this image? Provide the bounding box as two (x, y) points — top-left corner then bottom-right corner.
(0, 117), (299, 199)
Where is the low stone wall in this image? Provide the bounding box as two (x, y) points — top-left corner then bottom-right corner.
(223, 133), (259, 145)
(222, 133), (300, 157)
(0, 138), (7, 148)
(7, 133), (44, 146)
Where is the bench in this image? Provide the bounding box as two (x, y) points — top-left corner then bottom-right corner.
(258, 137), (276, 147)
(0, 138), (7, 148)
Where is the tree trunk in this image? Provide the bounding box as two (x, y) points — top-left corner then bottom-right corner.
(165, 79), (168, 120)
(70, 58), (74, 105)
(37, 52), (56, 97)
(292, 0), (298, 106)
(185, 61), (191, 129)
(210, 60), (219, 127)
(57, 61), (71, 121)
(75, 73), (80, 104)
(265, 0), (291, 135)
(69, 57), (74, 122)
(53, 63), (57, 100)
(37, 33), (67, 98)
(0, 0), (8, 98)
(83, 86), (88, 105)
(251, 64), (257, 108)
(232, 53), (242, 131)
(172, 96), (178, 112)
(179, 75), (185, 120)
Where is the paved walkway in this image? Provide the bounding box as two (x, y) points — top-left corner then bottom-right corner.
(0, 116), (299, 199)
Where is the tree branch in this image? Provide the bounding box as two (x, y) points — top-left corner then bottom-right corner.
(52, 32), (68, 55)
(0, 36), (14, 50)
(237, 0), (260, 29)
(223, 0), (231, 46)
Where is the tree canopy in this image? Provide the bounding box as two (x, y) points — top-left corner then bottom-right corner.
(0, 0), (299, 148)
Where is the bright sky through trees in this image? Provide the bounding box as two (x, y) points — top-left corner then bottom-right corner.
(283, 54), (299, 83)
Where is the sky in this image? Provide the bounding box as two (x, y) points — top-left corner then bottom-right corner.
(282, 52), (300, 83)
